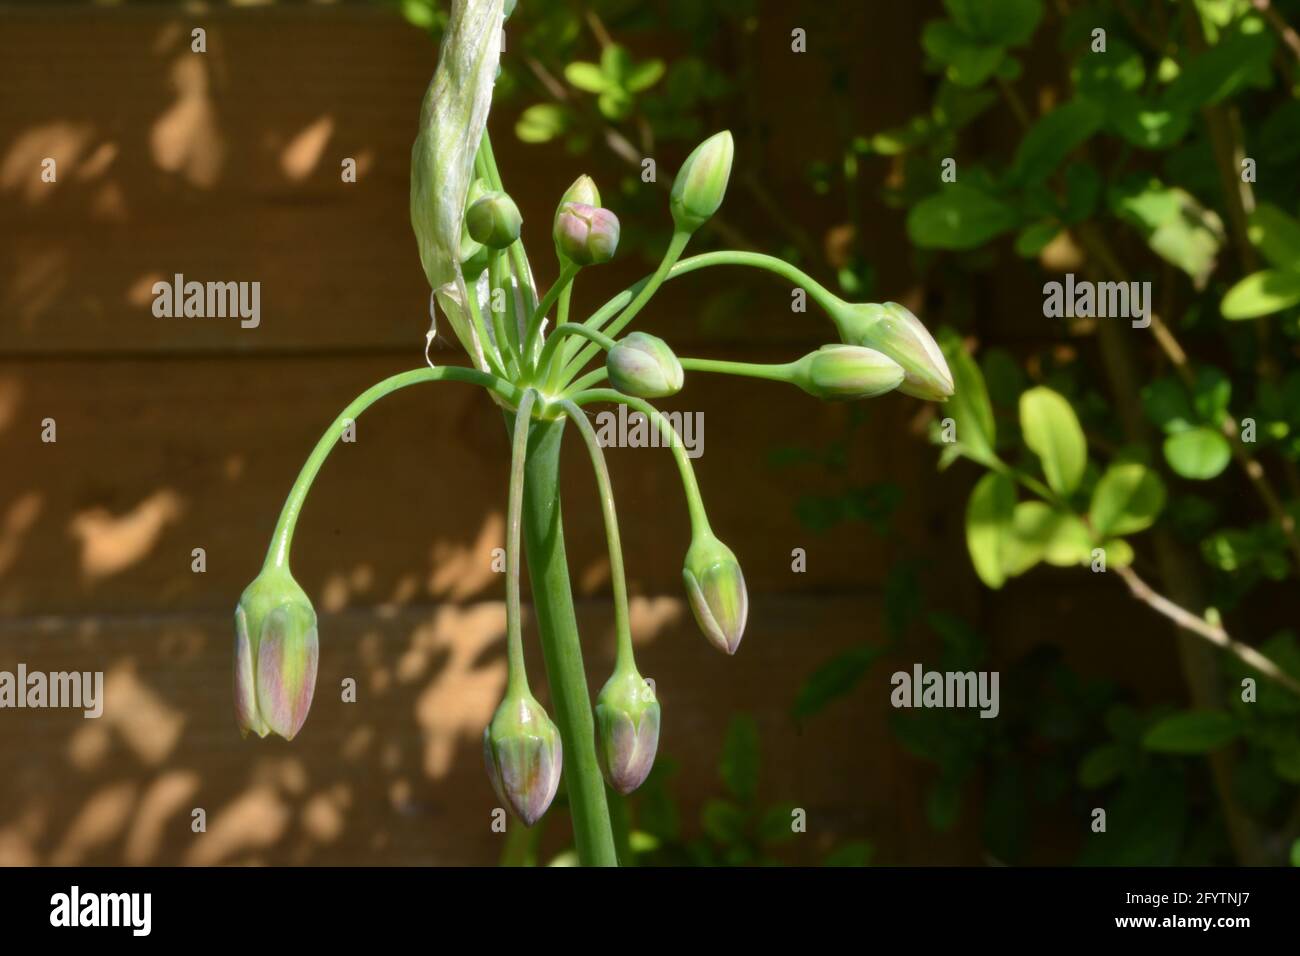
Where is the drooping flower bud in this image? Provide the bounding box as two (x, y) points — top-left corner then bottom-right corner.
(792, 344), (905, 401)
(234, 567), (319, 741)
(682, 533), (748, 655)
(553, 202), (620, 265)
(831, 301), (954, 401)
(606, 332), (684, 398)
(466, 190), (522, 249)
(483, 692), (563, 826)
(670, 130), (734, 233)
(595, 667), (661, 794)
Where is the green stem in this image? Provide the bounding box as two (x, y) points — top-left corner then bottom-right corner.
(523, 263), (580, 373)
(520, 419), (618, 866)
(556, 248), (838, 386)
(570, 388), (711, 534)
(488, 250), (520, 375)
(563, 401), (635, 671)
(464, 284), (507, 378)
(265, 366), (521, 570)
(504, 390), (538, 698)
(680, 356), (800, 384)
(537, 323), (616, 381)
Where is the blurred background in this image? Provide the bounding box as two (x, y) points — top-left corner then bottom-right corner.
(2, 0), (1299, 866)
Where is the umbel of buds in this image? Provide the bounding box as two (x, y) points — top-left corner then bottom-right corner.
(682, 532), (748, 655)
(466, 190), (522, 249)
(607, 332), (685, 398)
(831, 301), (954, 401)
(670, 130), (734, 233)
(234, 566), (319, 741)
(483, 691), (563, 826)
(792, 344), (904, 400)
(595, 667), (661, 794)
(554, 202), (620, 265)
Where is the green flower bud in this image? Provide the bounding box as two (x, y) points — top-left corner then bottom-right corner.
(606, 332), (684, 398)
(682, 533), (748, 655)
(832, 301), (954, 401)
(792, 344), (905, 400)
(459, 177), (493, 277)
(466, 190), (522, 249)
(234, 566), (319, 741)
(670, 130), (734, 233)
(483, 692), (562, 826)
(553, 202), (620, 265)
(559, 174), (601, 209)
(595, 668), (661, 794)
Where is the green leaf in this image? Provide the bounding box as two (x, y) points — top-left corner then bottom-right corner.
(1079, 743), (1125, 788)
(937, 327), (999, 466)
(944, 0), (1043, 46)
(1107, 97), (1192, 150)
(1010, 502), (1093, 570)
(1020, 386), (1087, 495)
(908, 183), (1019, 250)
(758, 804), (797, 844)
(1247, 203), (1300, 270)
(515, 103), (568, 143)
(1142, 710), (1240, 753)
(1008, 100), (1104, 186)
(793, 644), (886, 720)
(720, 715), (760, 802)
(600, 43), (633, 83)
(625, 59), (666, 93)
(1102, 538), (1135, 568)
(1221, 268), (1300, 319)
(1161, 26), (1274, 113)
(966, 472), (1016, 588)
(824, 841), (874, 866)
(1090, 463), (1166, 536)
(1014, 220), (1059, 257)
(1062, 163), (1102, 223)
(1163, 427), (1230, 480)
(922, 21), (1005, 87)
(1141, 378), (1196, 434)
(1111, 179), (1224, 287)
(564, 61), (609, 93)
(701, 799), (748, 843)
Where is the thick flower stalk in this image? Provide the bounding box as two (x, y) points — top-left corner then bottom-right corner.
(235, 0), (953, 866)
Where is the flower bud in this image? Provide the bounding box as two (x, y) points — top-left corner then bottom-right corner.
(832, 301), (954, 401)
(670, 130), (734, 232)
(466, 190), (522, 249)
(682, 533), (748, 655)
(559, 174), (601, 209)
(459, 177), (493, 277)
(595, 668), (661, 794)
(234, 567), (319, 741)
(606, 332), (684, 398)
(483, 692), (562, 826)
(553, 202), (620, 265)
(792, 344), (904, 401)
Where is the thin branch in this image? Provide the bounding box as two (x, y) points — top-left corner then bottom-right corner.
(1115, 564), (1300, 696)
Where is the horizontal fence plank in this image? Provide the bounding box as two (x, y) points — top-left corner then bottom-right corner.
(0, 350), (967, 615)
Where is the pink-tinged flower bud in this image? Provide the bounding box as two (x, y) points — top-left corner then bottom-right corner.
(682, 533), (748, 655)
(670, 130), (734, 232)
(606, 332), (684, 398)
(466, 190), (523, 249)
(793, 344), (905, 400)
(595, 668), (661, 794)
(831, 301), (954, 401)
(553, 202), (620, 265)
(483, 692), (563, 826)
(234, 567), (319, 741)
